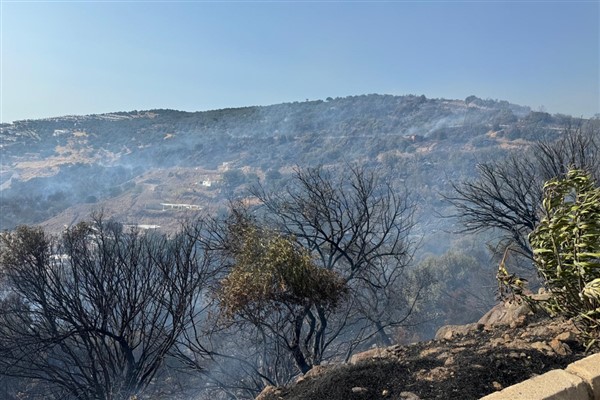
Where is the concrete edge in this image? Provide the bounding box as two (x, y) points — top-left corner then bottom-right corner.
(480, 353), (600, 400)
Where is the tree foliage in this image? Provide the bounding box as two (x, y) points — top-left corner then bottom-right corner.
(528, 169), (600, 341)
(218, 221), (346, 319)
(213, 208), (347, 375)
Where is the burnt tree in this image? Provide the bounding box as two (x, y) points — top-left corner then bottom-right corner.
(0, 216), (212, 400)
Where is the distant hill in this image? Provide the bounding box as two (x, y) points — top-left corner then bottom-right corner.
(0, 94), (582, 254)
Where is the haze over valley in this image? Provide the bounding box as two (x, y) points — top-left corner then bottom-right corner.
(0, 94), (551, 237)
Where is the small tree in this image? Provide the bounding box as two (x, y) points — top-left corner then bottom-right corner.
(216, 211), (347, 374)
(528, 169), (600, 343)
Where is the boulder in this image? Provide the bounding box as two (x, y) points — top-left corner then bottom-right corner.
(349, 347), (393, 365)
(477, 301), (532, 328)
(434, 323), (478, 340)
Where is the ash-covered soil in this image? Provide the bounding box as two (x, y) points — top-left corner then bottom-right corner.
(258, 313), (595, 400)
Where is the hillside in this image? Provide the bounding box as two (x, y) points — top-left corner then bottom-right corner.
(0, 94), (596, 399)
(0, 94), (573, 241)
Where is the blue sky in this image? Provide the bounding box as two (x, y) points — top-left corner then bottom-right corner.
(1, 1), (598, 123)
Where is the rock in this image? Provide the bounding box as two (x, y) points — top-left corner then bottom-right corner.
(444, 355), (455, 366)
(555, 331), (578, 343)
(415, 366), (453, 381)
(549, 338), (571, 355)
(509, 315), (527, 328)
(400, 392), (421, 399)
(351, 386), (368, 394)
(477, 301), (532, 328)
(434, 323), (478, 340)
(381, 389), (390, 397)
(303, 364), (328, 379)
(255, 385), (282, 400)
(521, 324), (552, 338)
(419, 347), (441, 357)
(531, 341), (553, 354)
(505, 338), (526, 350)
(350, 347), (391, 364)
(492, 381), (503, 391)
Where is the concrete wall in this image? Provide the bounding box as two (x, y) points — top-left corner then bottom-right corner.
(481, 353), (600, 400)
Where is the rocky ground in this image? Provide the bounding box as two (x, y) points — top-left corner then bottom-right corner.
(256, 300), (597, 400)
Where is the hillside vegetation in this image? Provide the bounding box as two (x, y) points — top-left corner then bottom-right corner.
(0, 94), (597, 399)
(0, 94), (573, 239)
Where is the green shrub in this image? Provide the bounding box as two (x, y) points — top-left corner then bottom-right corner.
(218, 221), (346, 320)
(529, 169), (600, 345)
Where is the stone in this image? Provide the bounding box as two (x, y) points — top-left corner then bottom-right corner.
(303, 364), (328, 379)
(351, 386), (368, 394)
(255, 385), (282, 400)
(419, 348), (441, 357)
(555, 331), (578, 343)
(531, 341), (553, 354)
(477, 301), (532, 328)
(434, 323), (478, 340)
(549, 338), (571, 356)
(444, 356), (455, 366)
(350, 347), (391, 365)
(415, 366), (453, 381)
(399, 392), (421, 400)
(505, 338), (530, 351)
(509, 315), (527, 328)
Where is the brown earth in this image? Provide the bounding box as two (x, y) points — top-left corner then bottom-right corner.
(257, 301), (596, 400)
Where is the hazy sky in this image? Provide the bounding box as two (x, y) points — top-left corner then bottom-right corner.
(1, 1), (598, 123)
